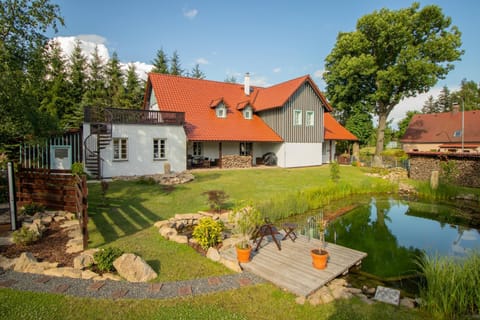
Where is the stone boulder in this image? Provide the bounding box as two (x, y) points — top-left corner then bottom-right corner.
(73, 250), (97, 270)
(113, 253), (158, 282)
(206, 247), (221, 262)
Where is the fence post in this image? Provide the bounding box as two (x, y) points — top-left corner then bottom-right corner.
(7, 162), (18, 231)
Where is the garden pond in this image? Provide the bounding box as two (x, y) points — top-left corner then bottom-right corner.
(286, 197), (480, 294)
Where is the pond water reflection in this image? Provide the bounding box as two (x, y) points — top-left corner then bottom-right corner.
(323, 198), (480, 279)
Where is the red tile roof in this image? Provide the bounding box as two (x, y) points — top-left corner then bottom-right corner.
(146, 73), (335, 142)
(324, 113), (358, 141)
(401, 110), (480, 143)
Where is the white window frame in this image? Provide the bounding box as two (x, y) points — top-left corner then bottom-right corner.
(243, 106), (253, 120)
(113, 138), (128, 161)
(216, 105), (227, 118)
(294, 110), (302, 126)
(193, 142), (203, 156)
(306, 111), (315, 126)
(153, 138), (167, 160)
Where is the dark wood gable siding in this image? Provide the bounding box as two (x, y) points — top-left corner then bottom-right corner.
(259, 82), (324, 143)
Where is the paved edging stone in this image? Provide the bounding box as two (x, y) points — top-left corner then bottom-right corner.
(0, 269), (264, 299)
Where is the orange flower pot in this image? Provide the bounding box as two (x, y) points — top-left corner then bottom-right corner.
(311, 249), (328, 270)
(236, 246), (252, 263)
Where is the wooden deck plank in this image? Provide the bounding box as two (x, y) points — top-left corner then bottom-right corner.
(221, 234), (367, 297)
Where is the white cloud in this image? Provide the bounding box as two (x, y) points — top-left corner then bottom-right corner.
(388, 87), (444, 128)
(313, 69), (325, 79)
(51, 36), (152, 80)
(183, 8), (198, 19)
(196, 57), (209, 65)
(273, 67), (281, 73)
(250, 75), (270, 87)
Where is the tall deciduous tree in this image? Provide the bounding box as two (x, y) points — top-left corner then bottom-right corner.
(324, 3), (463, 166)
(451, 79), (480, 110)
(0, 0), (63, 152)
(396, 110), (420, 140)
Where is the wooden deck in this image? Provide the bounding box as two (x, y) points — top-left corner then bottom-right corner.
(221, 233), (367, 297)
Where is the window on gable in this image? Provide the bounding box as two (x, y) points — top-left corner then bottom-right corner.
(306, 111), (315, 126)
(193, 142), (203, 156)
(113, 138), (128, 161)
(216, 104), (227, 118)
(243, 107), (252, 120)
(153, 138), (166, 160)
(294, 110), (302, 126)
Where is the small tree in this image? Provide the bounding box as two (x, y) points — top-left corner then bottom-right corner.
(330, 161), (340, 182)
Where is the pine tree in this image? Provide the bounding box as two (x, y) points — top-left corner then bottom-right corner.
(83, 46), (107, 110)
(436, 86), (452, 112)
(169, 50), (183, 76)
(224, 75), (237, 83)
(40, 40), (69, 129)
(190, 63), (205, 79)
(124, 63), (145, 109)
(105, 52), (125, 108)
(151, 48), (169, 74)
(421, 95), (440, 114)
(66, 40), (87, 127)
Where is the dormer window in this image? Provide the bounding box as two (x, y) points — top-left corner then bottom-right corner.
(243, 106), (253, 120)
(216, 104), (227, 118)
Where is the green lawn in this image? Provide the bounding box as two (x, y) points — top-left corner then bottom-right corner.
(2, 166), (433, 319)
(0, 285), (428, 320)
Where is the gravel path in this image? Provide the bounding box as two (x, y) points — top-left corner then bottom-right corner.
(0, 269), (265, 299)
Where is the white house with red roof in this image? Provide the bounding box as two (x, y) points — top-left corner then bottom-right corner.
(82, 73), (357, 178)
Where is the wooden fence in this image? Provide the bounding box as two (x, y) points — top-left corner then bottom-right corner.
(16, 168), (89, 249)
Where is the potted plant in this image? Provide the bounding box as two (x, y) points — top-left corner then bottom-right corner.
(230, 204), (262, 263)
(310, 216), (329, 270)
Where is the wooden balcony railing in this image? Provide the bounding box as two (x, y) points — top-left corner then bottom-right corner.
(84, 107), (185, 126)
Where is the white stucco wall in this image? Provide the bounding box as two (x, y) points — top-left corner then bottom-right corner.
(276, 143), (323, 167)
(85, 123), (186, 178)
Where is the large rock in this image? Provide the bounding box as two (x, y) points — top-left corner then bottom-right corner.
(13, 252), (37, 272)
(219, 257), (242, 273)
(159, 226), (177, 240)
(0, 255), (16, 270)
(73, 252), (95, 270)
(169, 234), (188, 244)
(206, 247), (221, 262)
(113, 253), (158, 282)
(44, 267), (82, 278)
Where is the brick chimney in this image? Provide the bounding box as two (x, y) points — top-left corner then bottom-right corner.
(244, 72), (250, 96)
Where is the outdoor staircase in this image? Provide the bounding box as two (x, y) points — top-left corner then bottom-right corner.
(84, 124), (112, 179)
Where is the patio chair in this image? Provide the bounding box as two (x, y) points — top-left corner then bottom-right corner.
(252, 218), (282, 251)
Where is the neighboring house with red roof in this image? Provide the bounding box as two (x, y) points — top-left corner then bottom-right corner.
(83, 73), (357, 178)
(400, 105), (480, 153)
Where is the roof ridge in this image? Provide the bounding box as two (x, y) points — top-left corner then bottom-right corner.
(148, 72), (257, 89)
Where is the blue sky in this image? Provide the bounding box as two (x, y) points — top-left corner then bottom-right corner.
(49, 0), (480, 124)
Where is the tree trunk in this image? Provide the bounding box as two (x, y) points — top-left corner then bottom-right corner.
(373, 112), (388, 167)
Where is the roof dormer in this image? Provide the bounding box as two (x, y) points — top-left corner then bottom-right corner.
(210, 98), (228, 118)
(237, 101), (253, 120)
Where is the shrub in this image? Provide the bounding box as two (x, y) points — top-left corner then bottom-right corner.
(12, 226), (40, 245)
(330, 161), (340, 182)
(202, 190), (229, 212)
(71, 162), (84, 175)
(94, 247), (124, 272)
(192, 217), (224, 250)
(20, 202), (45, 216)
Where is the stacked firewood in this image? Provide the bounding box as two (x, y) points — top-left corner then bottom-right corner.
(221, 155), (252, 168)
